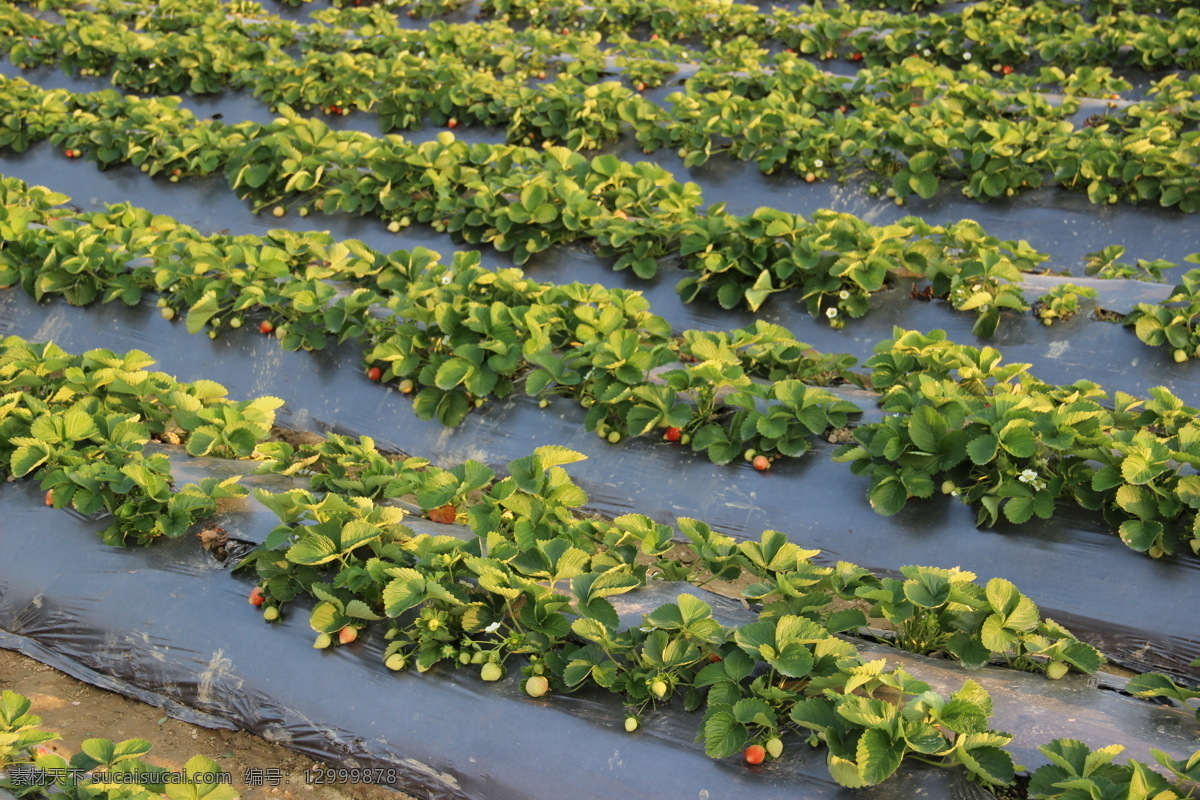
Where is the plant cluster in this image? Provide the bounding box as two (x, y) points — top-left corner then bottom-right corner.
(12, 334), (1200, 792)
(1033, 283), (1098, 326)
(1125, 262), (1200, 361)
(835, 328), (1200, 557)
(1027, 738), (1200, 800)
(4, 5), (1200, 210)
(1, 690), (239, 800)
(0, 177), (861, 464)
(0, 77), (1060, 332)
(0, 335), (270, 545)
(478, 0), (1200, 71)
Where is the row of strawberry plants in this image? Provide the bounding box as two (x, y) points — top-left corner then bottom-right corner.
(476, 0), (1200, 71)
(0, 175), (863, 465)
(18, 0), (1200, 73)
(8, 176), (1198, 558)
(0, 74), (1061, 331)
(1, 690), (241, 800)
(835, 327), (1200, 558)
(0, 332), (1119, 789)
(7, 4), (1200, 210)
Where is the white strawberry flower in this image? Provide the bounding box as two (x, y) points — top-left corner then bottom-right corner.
(963, 51), (972, 60)
(826, 307), (838, 319)
(923, 48), (931, 57)
(950, 489), (960, 497)
(441, 274), (452, 285)
(839, 290), (850, 299)
(484, 621), (502, 633)
(814, 159), (824, 168)
(1018, 468), (1038, 483)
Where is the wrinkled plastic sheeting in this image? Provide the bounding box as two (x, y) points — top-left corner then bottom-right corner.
(2, 288), (1198, 681)
(2, 466), (1198, 800)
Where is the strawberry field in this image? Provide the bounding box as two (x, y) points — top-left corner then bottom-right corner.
(0, 0), (1199, 798)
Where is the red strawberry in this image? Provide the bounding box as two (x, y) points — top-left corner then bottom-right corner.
(744, 744), (766, 765)
(708, 652), (722, 663)
(447, 118), (459, 129)
(851, 52), (863, 62)
(753, 455), (770, 471)
(1001, 65), (1014, 75)
(428, 504), (457, 524)
(259, 320), (274, 334)
(664, 427), (682, 442)
(338, 626), (357, 645)
(367, 366), (382, 381)
(249, 587), (265, 606)
(44, 489), (54, 507)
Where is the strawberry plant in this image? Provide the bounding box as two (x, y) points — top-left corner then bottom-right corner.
(1, 690), (240, 800)
(1125, 264), (1200, 361)
(1033, 283), (1098, 325)
(1028, 739), (1200, 800)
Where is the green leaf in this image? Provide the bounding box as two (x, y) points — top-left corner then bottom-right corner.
(702, 711), (746, 759)
(966, 434), (998, 465)
(908, 407), (947, 454)
(286, 532), (340, 565)
(958, 745), (1015, 787)
(80, 738), (117, 766)
(1118, 519), (1163, 552)
(869, 478), (908, 516)
(828, 755), (868, 788)
(985, 578), (1019, 616)
(534, 445), (587, 469)
(185, 291), (222, 335)
(858, 728), (904, 785)
(904, 574), (950, 608)
(980, 615), (1017, 653)
(308, 600), (348, 633)
(435, 358), (473, 390)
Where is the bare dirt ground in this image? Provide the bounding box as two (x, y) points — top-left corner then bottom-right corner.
(1, 649), (418, 800)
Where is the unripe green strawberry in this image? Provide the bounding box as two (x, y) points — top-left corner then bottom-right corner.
(471, 651), (487, 664)
(624, 716), (639, 732)
(744, 448), (757, 461)
(385, 653), (406, 671)
(941, 480), (957, 495)
(765, 737), (783, 759)
(459, 652), (472, 665)
(480, 662), (503, 682)
(650, 679), (668, 698)
(607, 431), (621, 444)
(161, 307), (176, 321)
(525, 675), (550, 697)
(314, 632), (332, 649)
(262, 606), (280, 622)
(1046, 660), (1068, 680)
(1174, 349), (1188, 363)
